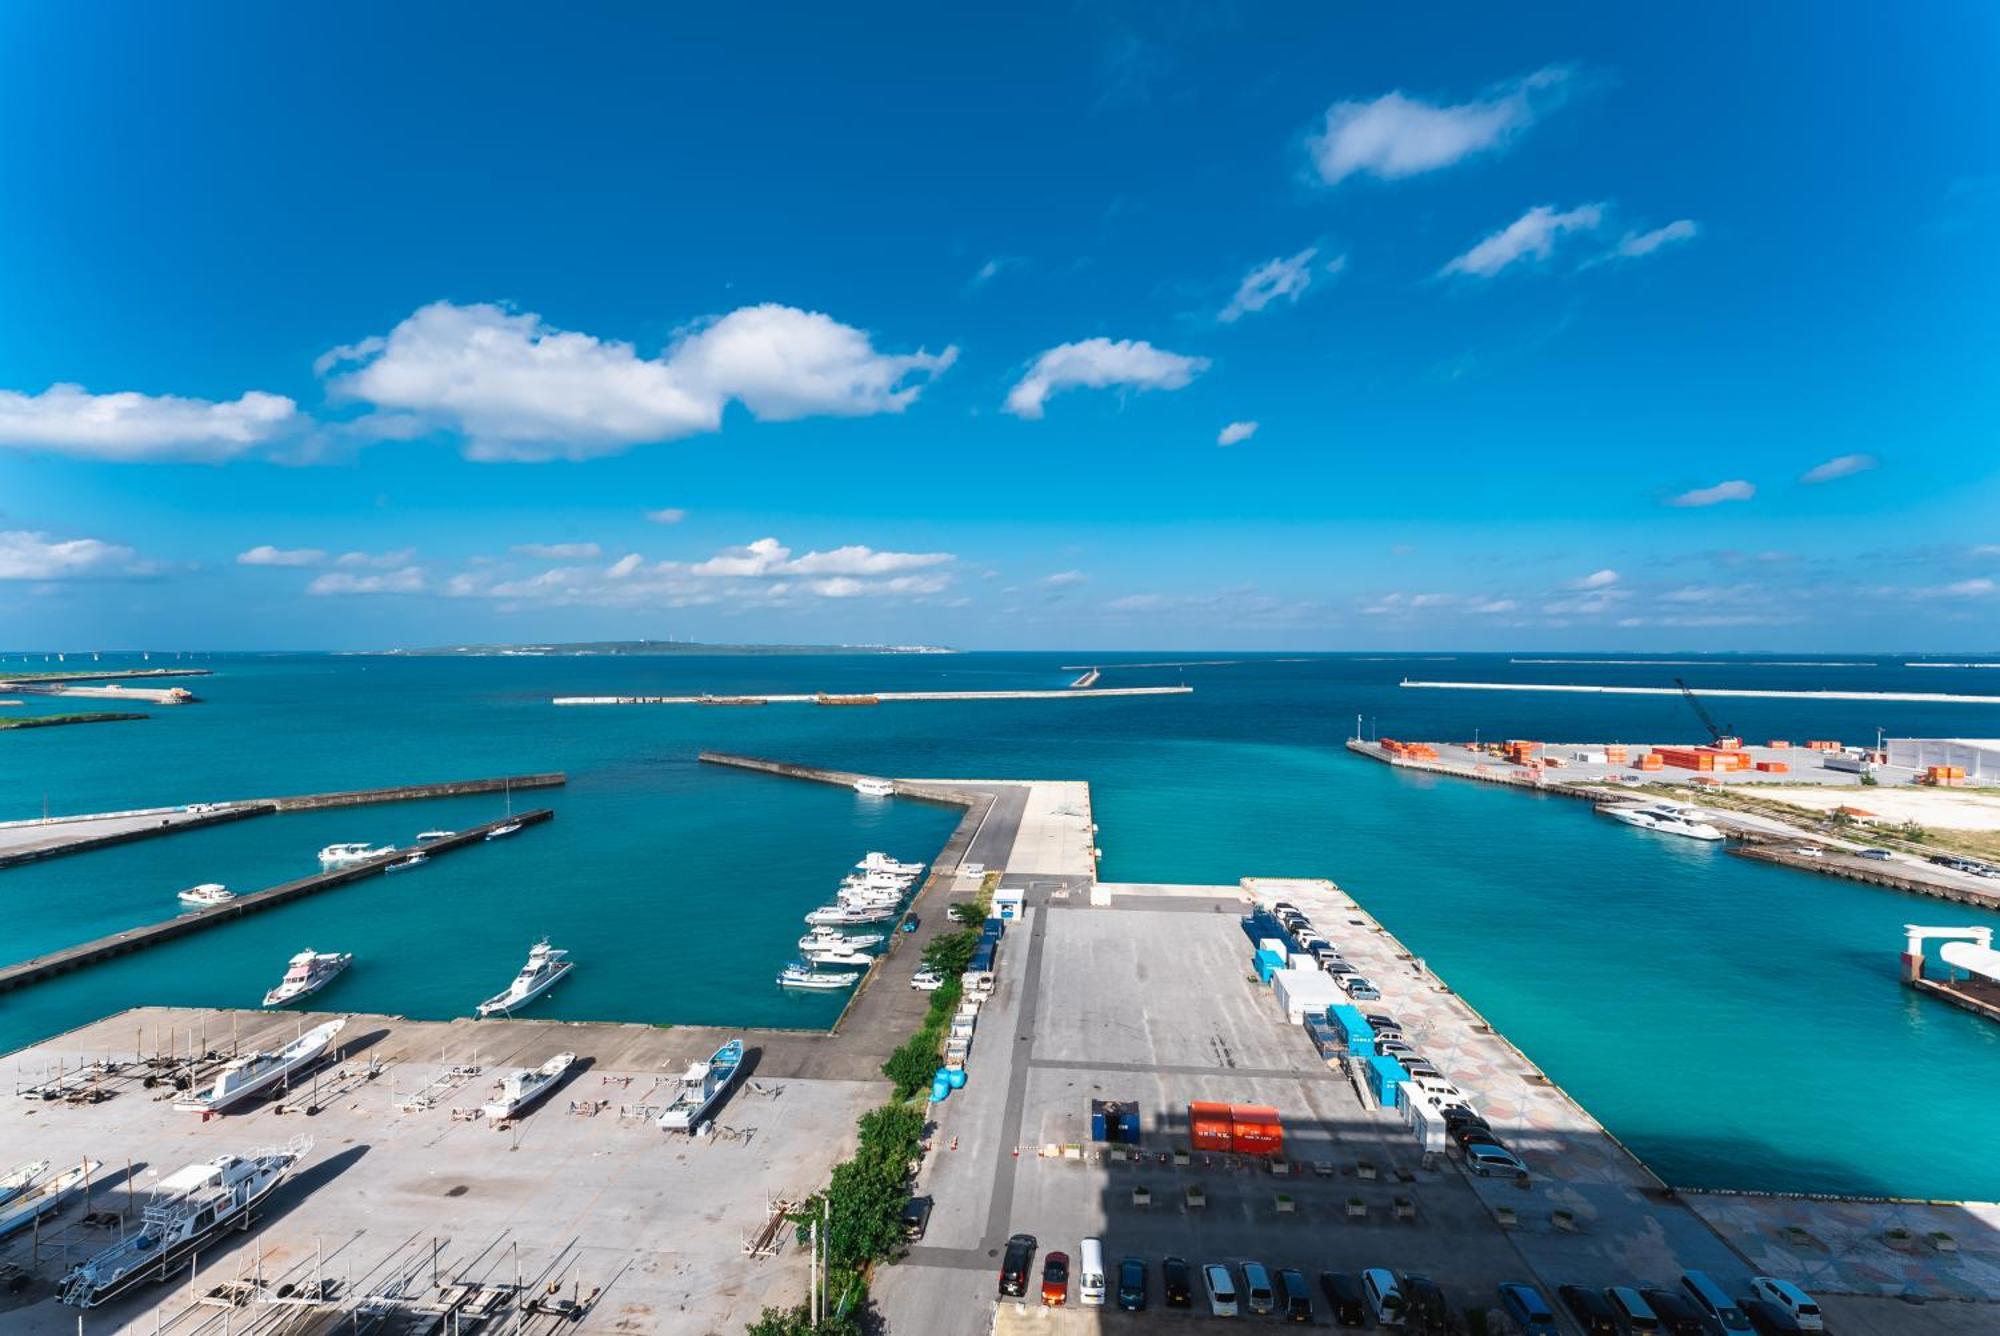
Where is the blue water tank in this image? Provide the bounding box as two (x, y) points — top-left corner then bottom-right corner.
(930, 1077), (951, 1103)
(948, 1068), (966, 1089)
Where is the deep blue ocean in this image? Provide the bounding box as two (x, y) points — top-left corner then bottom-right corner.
(4, 651), (1997, 1200)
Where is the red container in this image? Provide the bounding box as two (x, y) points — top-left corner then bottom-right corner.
(1188, 1101), (1235, 1151)
(1227, 1104), (1285, 1156)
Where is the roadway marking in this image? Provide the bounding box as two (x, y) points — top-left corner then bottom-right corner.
(1025, 1058), (1345, 1082)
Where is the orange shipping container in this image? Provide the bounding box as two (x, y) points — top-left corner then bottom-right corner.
(1756, 761), (1789, 773)
(1637, 754), (1664, 771)
(1767, 740), (1791, 750)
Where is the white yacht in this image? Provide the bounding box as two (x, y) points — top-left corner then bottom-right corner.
(857, 851), (924, 877)
(805, 904), (895, 927)
(0, 1160), (101, 1243)
(798, 927), (885, 952)
(484, 820), (524, 841)
(318, 842), (394, 867)
(1597, 803), (1726, 842)
(838, 886), (905, 909)
(262, 950), (353, 1006)
(805, 946), (876, 968)
(477, 939), (573, 1016)
(384, 851), (429, 873)
(177, 882), (235, 907)
(177, 1018), (347, 1113)
(777, 962), (860, 990)
(58, 1140), (311, 1309)
(482, 1052), (576, 1122)
(853, 777), (894, 797)
(842, 870), (916, 892)
(658, 1039), (744, 1132)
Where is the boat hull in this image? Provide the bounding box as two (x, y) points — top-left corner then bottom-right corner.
(61, 1164), (292, 1308)
(477, 960), (572, 1017)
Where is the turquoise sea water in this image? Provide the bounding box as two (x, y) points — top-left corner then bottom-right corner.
(4, 652), (1998, 1201)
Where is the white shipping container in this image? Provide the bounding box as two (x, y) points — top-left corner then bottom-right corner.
(1399, 1084), (1448, 1153)
(1257, 937), (1289, 958)
(1271, 968), (1344, 1024)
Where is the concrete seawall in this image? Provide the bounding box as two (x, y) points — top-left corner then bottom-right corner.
(259, 771), (565, 811)
(560, 686), (1192, 705)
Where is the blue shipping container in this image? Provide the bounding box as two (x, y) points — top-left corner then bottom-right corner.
(1364, 1055), (1409, 1107)
(983, 917), (1006, 938)
(969, 947), (995, 972)
(1253, 949), (1285, 983)
(1329, 1005), (1376, 1052)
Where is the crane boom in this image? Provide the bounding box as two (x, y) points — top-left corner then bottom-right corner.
(1674, 677), (1727, 744)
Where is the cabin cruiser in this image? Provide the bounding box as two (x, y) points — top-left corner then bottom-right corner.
(177, 882), (235, 907)
(0, 1160), (101, 1243)
(1596, 802), (1725, 842)
(857, 851), (924, 877)
(58, 1141), (311, 1308)
(658, 1039), (744, 1131)
(318, 842), (393, 868)
(798, 927), (885, 952)
(384, 851), (428, 873)
(477, 939), (573, 1016)
(805, 945), (876, 968)
(838, 886), (906, 909)
(177, 1018), (347, 1113)
(262, 951), (352, 1006)
(777, 962), (860, 990)
(805, 903), (895, 927)
(852, 777), (894, 797)
(482, 1052), (575, 1121)
(484, 820), (524, 841)
(842, 869), (916, 891)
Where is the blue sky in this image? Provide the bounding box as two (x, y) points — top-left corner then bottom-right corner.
(3, 3), (1996, 651)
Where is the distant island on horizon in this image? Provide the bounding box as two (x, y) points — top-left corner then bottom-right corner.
(369, 639), (959, 657)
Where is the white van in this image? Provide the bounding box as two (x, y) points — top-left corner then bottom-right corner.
(1077, 1237), (1105, 1307)
(1361, 1268), (1406, 1327)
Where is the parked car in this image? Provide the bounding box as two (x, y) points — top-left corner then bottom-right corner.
(1041, 1251), (1069, 1306)
(1116, 1256), (1148, 1312)
(998, 1234), (1036, 1297)
(1241, 1261), (1276, 1316)
(1310, 944), (1342, 965)
(1748, 1277), (1822, 1330)
(1559, 1283), (1620, 1334)
(898, 1195), (931, 1240)
(1401, 1273), (1453, 1332)
(1320, 1271), (1367, 1327)
(1363, 1012), (1402, 1032)
(1271, 901), (1300, 916)
(1793, 847), (1823, 858)
(1497, 1282), (1560, 1336)
(1462, 1142), (1529, 1178)
(1741, 1298), (1804, 1334)
(1857, 847), (1894, 861)
(1278, 1268), (1313, 1323)
(1604, 1285), (1662, 1332)
(910, 969), (944, 991)
(1204, 1262), (1240, 1317)
(1678, 1270), (1753, 1333)
(1376, 1038), (1419, 1060)
(1360, 1268), (1406, 1327)
(1163, 1256), (1193, 1308)
(1344, 977), (1383, 1000)
(1403, 1060), (1442, 1079)
(1323, 959), (1358, 976)
(1449, 1122), (1495, 1151)
(1639, 1287), (1707, 1335)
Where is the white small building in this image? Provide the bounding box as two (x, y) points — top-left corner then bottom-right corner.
(991, 886), (1026, 921)
(1887, 738), (2000, 780)
(1271, 967), (1343, 1025)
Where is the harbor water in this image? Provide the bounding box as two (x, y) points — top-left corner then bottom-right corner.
(2, 651), (1997, 1200)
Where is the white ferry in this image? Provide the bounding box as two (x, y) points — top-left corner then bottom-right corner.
(658, 1039), (744, 1132)
(58, 1140), (312, 1308)
(262, 950), (353, 1006)
(177, 882), (235, 907)
(177, 1018), (347, 1113)
(1597, 802), (1726, 842)
(482, 1052), (576, 1122)
(476, 939), (573, 1016)
(318, 842), (393, 868)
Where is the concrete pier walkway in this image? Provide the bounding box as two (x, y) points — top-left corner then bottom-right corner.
(555, 686), (1190, 705)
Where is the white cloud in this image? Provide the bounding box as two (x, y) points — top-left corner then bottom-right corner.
(1472, 598), (1519, 613)
(1611, 219), (1699, 259)
(0, 529), (148, 580)
(968, 256), (1025, 289)
(1043, 570), (1087, 588)
(686, 537), (951, 579)
(237, 545), (327, 567)
(1105, 593), (1169, 612)
(1004, 338), (1210, 419)
(1219, 247), (1331, 322)
(645, 507), (687, 525)
(512, 542), (601, 560)
(1307, 67), (1569, 185)
(0, 384), (298, 462)
(1441, 204), (1604, 278)
(1801, 453), (1877, 484)
(1570, 568), (1620, 589)
(1217, 420), (1259, 447)
(321, 301), (956, 461)
(307, 567), (425, 596)
(1667, 479), (1756, 508)
(335, 548), (417, 569)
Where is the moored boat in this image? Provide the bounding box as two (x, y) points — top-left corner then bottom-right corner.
(777, 962), (860, 990)
(415, 829), (456, 842)
(262, 950), (352, 1006)
(805, 946), (875, 967)
(857, 851), (924, 877)
(482, 1052), (576, 1121)
(1596, 802), (1725, 841)
(804, 903), (895, 927)
(853, 777), (894, 797)
(384, 851), (429, 873)
(177, 882), (235, 907)
(798, 927), (885, 952)
(484, 820), (524, 841)
(318, 842), (393, 868)
(477, 938), (573, 1016)
(657, 1039), (744, 1131)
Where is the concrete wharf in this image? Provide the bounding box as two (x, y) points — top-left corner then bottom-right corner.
(0, 771), (565, 869)
(0, 667), (210, 685)
(0, 809), (554, 995)
(1402, 678), (2000, 705)
(554, 685), (1190, 705)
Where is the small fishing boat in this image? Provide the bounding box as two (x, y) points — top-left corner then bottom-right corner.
(657, 1039), (744, 1131)
(0, 1160), (48, 1208)
(777, 962), (860, 990)
(318, 842), (393, 868)
(177, 882), (235, 907)
(798, 927), (885, 952)
(804, 904), (895, 927)
(482, 1052), (576, 1122)
(476, 939), (573, 1016)
(484, 821), (524, 841)
(0, 1160), (101, 1242)
(384, 851), (429, 873)
(262, 950), (352, 1007)
(805, 946), (875, 968)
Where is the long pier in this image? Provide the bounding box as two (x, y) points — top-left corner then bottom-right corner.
(556, 686), (1190, 705)
(1401, 679), (2000, 705)
(0, 667), (211, 685)
(0, 809), (553, 994)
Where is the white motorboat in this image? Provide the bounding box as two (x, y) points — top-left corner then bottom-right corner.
(384, 851), (429, 873)
(177, 882), (235, 907)
(484, 821), (524, 841)
(177, 1018), (347, 1113)
(805, 946), (876, 967)
(415, 829), (456, 842)
(1597, 803), (1726, 842)
(658, 1039), (744, 1132)
(842, 870), (916, 891)
(804, 904), (895, 927)
(0, 1160), (101, 1242)
(0, 1160), (48, 1208)
(318, 842), (393, 868)
(838, 887), (905, 909)
(477, 939), (573, 1016)
(853, 777), (894, 797)
(777, 963), (860, 990)
(857, 851), (924, 877)
(58, 1140), (311, 1309)
(262, 950), (352, 1006)
(482, 1052), (576, 1121)
(798, 928), (885, 952)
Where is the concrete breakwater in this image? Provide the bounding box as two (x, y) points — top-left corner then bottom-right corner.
(1402, 679), (2000, 705)
(0, 809), (554, 995)
(556, 686), (1192, 705)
